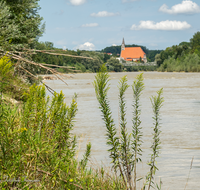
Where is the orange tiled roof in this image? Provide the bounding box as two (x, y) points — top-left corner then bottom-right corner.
(121, 47), (145, 60)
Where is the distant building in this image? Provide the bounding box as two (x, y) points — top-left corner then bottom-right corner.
(120, 38), (147, 63)
(104, 52), (113, 56)
(107, 53), (112, 55)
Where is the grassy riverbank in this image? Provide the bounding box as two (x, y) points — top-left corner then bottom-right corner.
(0, 56), (127, 189)
(1, 56), (165, 189)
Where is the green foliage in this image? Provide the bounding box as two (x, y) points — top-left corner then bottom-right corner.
(104, 53), (111, 62)
(157, 53), (200, 72)
(146, 50), (162, 62)
(0, 55), (12, 77)
(0, 0), (45, 84)
(156, 31), (200, 72)
(31, 42), (104, 73)
(0, 81), (126, 189)
(190, 31), (200, 53)
(155, 54), (162, 67)
(80, 142), (92, 169)
(118, 76), (132, 188)
(1, 0), (44, 50)
(80, 52), (103, 72)
(132, 73), (144, 190)
(103, 45), (121, 55)
(0, 56), (29, 101)
(94, 66), (164, 190)
(156, 44), (191, 66)
(94, 65), (120, 170)
(144, 89), (164, 190)
(31, 41), (160, 74)
(0, 1), (21, 50)
(107, 57), (123, 72)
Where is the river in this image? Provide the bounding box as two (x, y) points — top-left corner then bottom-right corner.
(44, 72), (200, 190)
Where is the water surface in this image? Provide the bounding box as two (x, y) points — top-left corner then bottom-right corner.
(44, 72), (200, 190)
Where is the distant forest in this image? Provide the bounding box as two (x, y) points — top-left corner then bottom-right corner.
(32, 42), (162, 74)
(102, 44), (162, 62)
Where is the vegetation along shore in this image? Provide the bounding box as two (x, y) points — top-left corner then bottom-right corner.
(0, 0), (199, 189)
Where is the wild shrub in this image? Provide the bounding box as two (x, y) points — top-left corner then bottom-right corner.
(0, 81), (127, 189)
(94, 65), (164, 190)
(0, 56), (29, 101)
(0, 83), (93, 189)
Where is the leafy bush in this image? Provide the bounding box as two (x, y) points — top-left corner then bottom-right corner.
(0, 82), (126, 189)
(0, 56), (29, 101)
(0, 84), (83, 189)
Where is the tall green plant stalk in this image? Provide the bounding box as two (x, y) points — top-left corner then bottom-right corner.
(132, 73), (144, 190)
(146, 88), (164, 190)
(118, 76), (132, 189)
(0, 56), (13, 164)
(94, 66), (147, 190)
(93, 65), (126, 186)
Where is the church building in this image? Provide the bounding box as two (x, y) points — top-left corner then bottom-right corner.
(120, 38), (147, 63)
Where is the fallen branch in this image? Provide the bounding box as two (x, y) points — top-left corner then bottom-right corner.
(30, 49), (94, 59)
(9, 53), (68, 86)
(39, 63), (75, 69)
(19, 66), (55, 95)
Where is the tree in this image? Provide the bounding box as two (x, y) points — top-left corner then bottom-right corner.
(179, 41), (191, 47)
(80, 52), (103, 72)
(0, 1), (20, 50)
(103, 53), (111, 62)
(190, 31), (200, 53)
(155, 53), (162, 66)
(139, 56), (143, 63)
(107, 57), (122, 72)
(1, 0), (44, 50)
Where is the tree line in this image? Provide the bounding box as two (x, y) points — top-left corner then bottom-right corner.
(155, 32), (200, 72)
(32, 41), (162, 73)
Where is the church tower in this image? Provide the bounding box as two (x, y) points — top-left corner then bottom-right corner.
(121, 37), (125, 51)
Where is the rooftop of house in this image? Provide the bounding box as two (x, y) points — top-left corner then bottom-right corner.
(121, 47), (145, 59)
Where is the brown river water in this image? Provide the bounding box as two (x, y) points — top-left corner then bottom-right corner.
(44, 72), (200, 190)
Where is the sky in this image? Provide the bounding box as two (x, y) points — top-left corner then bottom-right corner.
(38, 0), (200, 51)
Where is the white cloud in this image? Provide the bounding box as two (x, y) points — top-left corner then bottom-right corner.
(81, 23), (99, 27)
(69, 0), (86, 6)
(91, 11), (120, 17)
(112, 44), (117, 46)
(76, 42), (95, 50)
(130, 20), (191, 30)
(63, 46), (67, 50)
(159, 0), (200, 14)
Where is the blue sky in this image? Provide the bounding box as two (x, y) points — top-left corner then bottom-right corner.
(38, 0), (200, 51)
